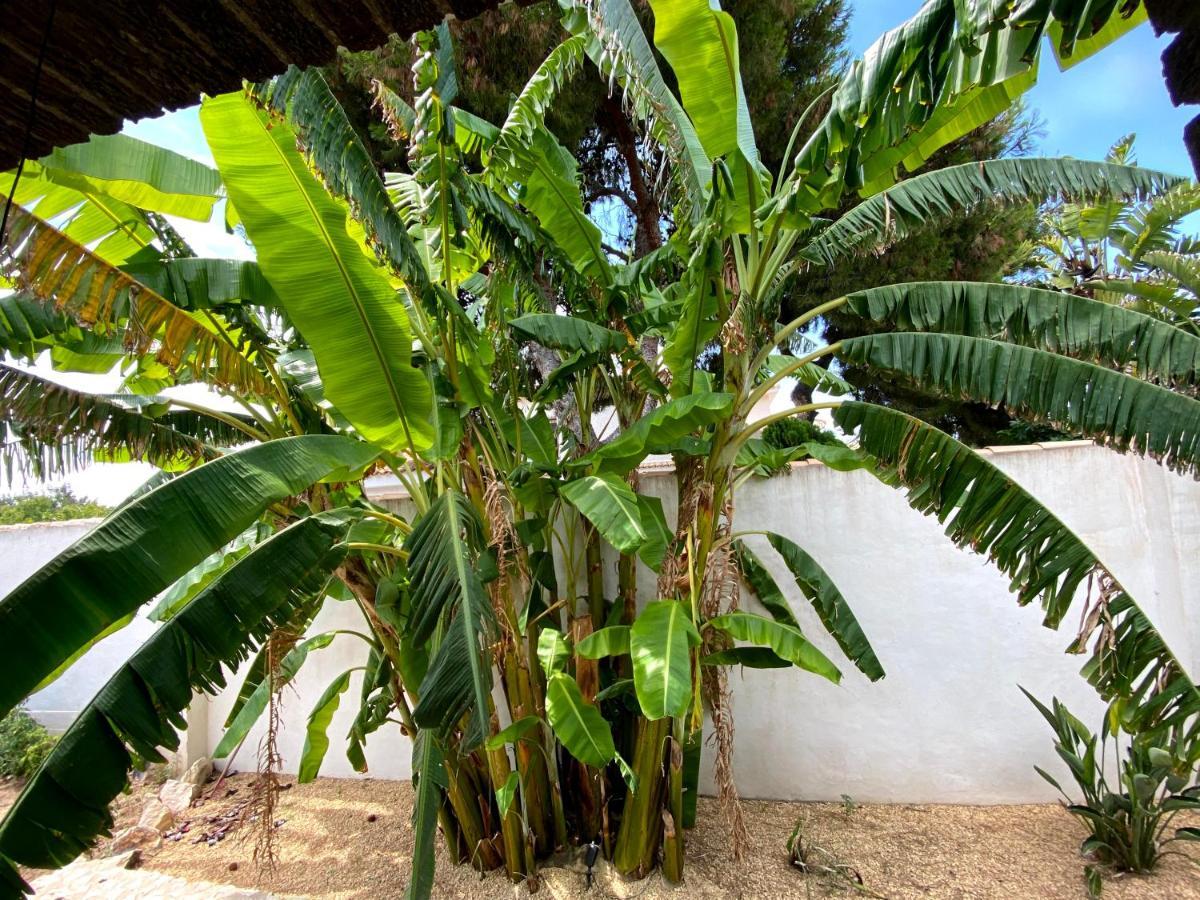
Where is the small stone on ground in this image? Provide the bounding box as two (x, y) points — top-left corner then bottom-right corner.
(108, 825), (162, 854)
(159, 778), (200, 815)
(137, 798), (174, 832)
(183, 757), (215, 786)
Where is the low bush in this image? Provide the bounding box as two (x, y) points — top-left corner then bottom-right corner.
(0, 707), (57, 780)
(0, 487), (109, 525)
(1025, 690), (1200, 895)
(762, 417), (843, 450)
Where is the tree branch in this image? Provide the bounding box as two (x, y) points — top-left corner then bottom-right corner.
(586, 185), (637, 213)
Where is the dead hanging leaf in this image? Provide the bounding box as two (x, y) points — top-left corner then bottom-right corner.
(2, 206), (268, 395)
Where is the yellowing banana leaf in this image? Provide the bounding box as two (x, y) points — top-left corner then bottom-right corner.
(1, 207), (266, 394)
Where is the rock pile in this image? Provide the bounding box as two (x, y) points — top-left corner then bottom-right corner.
(107, 757), (214, 855)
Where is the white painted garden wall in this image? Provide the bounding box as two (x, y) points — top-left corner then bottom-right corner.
(0, 519), (159, 733)
(5, 441), (1198, 803)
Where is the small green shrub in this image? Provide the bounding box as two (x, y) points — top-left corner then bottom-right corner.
(762, 417), (842, 450)
(992, 419), (1076, 445)
(1025, 690), (1200, 895)
(0, 707), (57, 779)
(0, 487), (109, 525)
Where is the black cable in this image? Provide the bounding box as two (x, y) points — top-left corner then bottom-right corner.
(0, 0), (59, 247)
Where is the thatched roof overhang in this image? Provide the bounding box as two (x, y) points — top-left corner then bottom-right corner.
(0, 0), (513, 171)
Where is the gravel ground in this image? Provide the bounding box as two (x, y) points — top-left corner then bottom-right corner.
(108, 775), (1200, 899)
(4, 775), (1197, 898)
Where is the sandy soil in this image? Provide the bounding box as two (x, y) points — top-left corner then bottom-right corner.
(56, 774), (1194, 900)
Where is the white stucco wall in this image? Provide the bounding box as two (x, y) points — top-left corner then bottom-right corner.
(5, 441), (1198, 803)
(686, 442), (1200, 804)
(0, 519), (158, 733)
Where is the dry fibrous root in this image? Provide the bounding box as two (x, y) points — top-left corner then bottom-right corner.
(483, 472), (524, 583)
(238, 627), (296, 874)
(657, 458), (705, 598)
(702, 666), (748, 861)
(701, 497), (749, 861)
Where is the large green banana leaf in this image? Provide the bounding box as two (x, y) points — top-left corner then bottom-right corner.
(510, 313), (627, 355)
(839, 332), (1200, 476)
(252, 67), (432, 297)
(477, 35), (603, 277)
(558, 0), (710, 218)
(0, 515), (349, 889)
(630, 601), (699, 720)
(856, 67), (1039, 196)
(212, 631), (337, 758)
(546, 672), (618, 767)
(734, 541), (800, 628)
(834, 401), (1198, 743)
(0, 435), (376, 719)
(707, 612), (841, 682)
(0, 167), (159, 268)
(0, 363), (242, 478)
(298, 669), (356, 782)
(407, 730), (445, 900)
(21, 178), (162, 266)
(0, 294), (72, 357)
(852, 3), (1142, 194)
(537, 627), (572, 676)
(494, 127), (612, 283)
(789, 0), (1147, 205)
(34, 133), (222, 221)
(1145, 250), (1200, 296)
(662, 282), (719, 396)
(636, 494), (672, 571)
(559, 474), (648, 554)
(494, 37), (587, 150)
(124, 258), (280, 310)
(577, 392), (733, 476)
(842, 281), (1200, 387)
(576, 626), (632, 659)
(804, 159), (1181, 265)
(405, 492), (497, 749)
(645, 0), (757, 167)
(739, 534), (884, 682)
(201, 92), (434, 453)
(148, 528), (260, 622)
(645, 0), (764, 229)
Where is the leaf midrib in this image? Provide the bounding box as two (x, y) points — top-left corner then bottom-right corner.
(556, 675), (609, 763)
(661, 603), (679, 716)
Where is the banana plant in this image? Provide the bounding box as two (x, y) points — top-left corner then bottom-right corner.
(1011, 134), (1200, 334)
(541, 0), (1198, 879)
(0, 1), (1195, 898)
